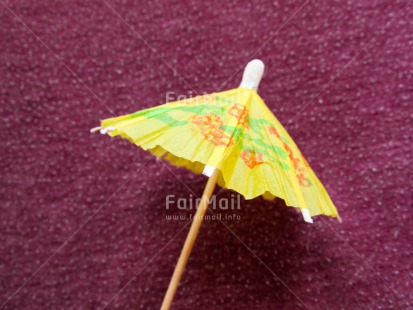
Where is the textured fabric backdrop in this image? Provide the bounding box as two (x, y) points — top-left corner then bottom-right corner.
(1, 1), (412, 309)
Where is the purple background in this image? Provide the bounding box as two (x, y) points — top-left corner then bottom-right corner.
(1, 1), (412, 309)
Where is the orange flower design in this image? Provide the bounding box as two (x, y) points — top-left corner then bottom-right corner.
(228, 104), (249, 128)
(268, 126), (280, 138)
(241, 150), (264, 169)
(191, 114), (232, 146)
(268, 126), (311, 187)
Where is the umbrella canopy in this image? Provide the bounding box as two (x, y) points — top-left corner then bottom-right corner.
(93, 59), (340, 309)
(97, 80), (338, 220)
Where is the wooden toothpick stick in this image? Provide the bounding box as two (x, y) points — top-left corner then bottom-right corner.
(161, 169), (220, 310)
(161, 60), (264, 309)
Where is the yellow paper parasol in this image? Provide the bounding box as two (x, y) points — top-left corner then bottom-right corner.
(92, 60), (340, 309)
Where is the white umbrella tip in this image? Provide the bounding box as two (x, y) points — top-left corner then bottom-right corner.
(240, 59), (265, 90)
(248, 59), (265, 71)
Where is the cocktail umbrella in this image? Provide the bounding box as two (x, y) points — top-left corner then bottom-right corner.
(91, 60), (340, 309)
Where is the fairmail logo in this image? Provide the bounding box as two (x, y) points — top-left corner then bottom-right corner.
(165, 194), (241, 210)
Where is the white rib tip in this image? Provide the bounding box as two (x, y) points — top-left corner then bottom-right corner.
(100, 127), (115, 135)
(202, 165), (216, 177)
(301, 208), (313, 224)
(90, 126), (102, 133)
